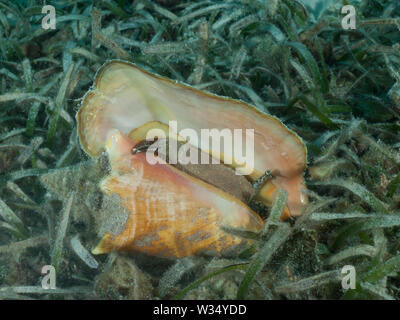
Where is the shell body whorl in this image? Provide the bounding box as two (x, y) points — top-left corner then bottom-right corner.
(76, 60), (309, 258)
(93, 130), (263, 258)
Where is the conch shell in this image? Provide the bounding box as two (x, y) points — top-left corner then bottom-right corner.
(76, 60), (308, 258)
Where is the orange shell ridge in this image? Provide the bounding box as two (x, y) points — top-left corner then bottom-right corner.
(93, 130), (264, 258)
(77, 60), (308, 217)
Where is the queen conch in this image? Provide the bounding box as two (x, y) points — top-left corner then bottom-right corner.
(76, 60), (308, 258)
